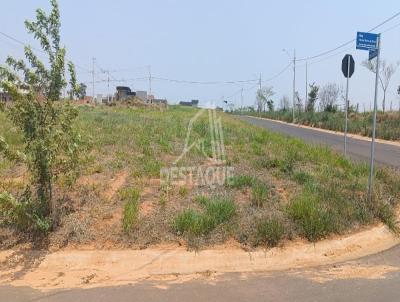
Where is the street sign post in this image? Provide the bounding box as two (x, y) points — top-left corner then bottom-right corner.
(356, 32), (381, 200)
(356, 32), (378, 50)
(369, 48), (378, 61)
(341, 54), (355, 156)
(342, 54), (355, 78)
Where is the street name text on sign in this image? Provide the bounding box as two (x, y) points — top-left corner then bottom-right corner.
(356, 32), (378, 51)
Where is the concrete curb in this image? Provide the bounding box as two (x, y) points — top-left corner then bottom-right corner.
(0, 223), (398, 290)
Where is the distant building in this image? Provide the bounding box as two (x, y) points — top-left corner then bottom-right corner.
(115, 86), (136, 101)
(136, 90), (148, 102)
(0, 84), (30, 103)
(179, 99), (199, 107)
(152, 98), (168, 106)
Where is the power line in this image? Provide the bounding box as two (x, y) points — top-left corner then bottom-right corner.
(296, 10), (400, 62)
(262, 62), (292, 83)
(0, 30), (91, 73)
(152, 76), (258, 85)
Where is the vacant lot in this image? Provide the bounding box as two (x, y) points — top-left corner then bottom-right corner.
(247, 111), (400, 141)
(0, 105), (399, 250)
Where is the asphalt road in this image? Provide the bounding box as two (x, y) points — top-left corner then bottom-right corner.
(2, 244), (400, 302)
(238, 116), (400, 169)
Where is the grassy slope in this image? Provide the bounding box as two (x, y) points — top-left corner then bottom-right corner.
(0, 105), (399, 249)
(245, 110), (400, 141)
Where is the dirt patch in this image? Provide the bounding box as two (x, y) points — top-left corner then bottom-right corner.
(104, 170), (129, 201)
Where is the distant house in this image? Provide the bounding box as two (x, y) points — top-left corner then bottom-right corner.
(136, 90), (148, 102)
(115, 86), (136, 101)
(179, 99), (199, 107)
(0, 84), (30, 103)
(152, 98), (168, 107)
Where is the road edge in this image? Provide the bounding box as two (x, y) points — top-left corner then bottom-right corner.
(244, 115), (400, 147)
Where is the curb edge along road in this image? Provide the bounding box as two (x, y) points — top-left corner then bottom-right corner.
(0, 222), (399, 290)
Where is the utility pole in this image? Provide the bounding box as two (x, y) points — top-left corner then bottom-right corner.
(258, 74), (262, 116)
(240, 87), (244, 114)
(92, 57), (96, 100)
(368, 34), (381, 200)
(148, 65), (152, 102)
(292, 49), (296, 122)
(107, 70), (110, 93)
(305, 61), (308, 111)
(344, 55), (351, 156)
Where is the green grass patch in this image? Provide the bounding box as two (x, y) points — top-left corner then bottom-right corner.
(227, 174), (255, 189)
(255, 217), (285, 247)
(287, 191), (333, 241)
(173, 196), (236, 237)
(251, 181), (270, 207)
(120, 188), (140, 232)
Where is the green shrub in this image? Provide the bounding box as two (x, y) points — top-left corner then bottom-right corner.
(173, 197), (236, 237)
(251, 182), (269, 207)
(121, 188), (140, 232)
(287, 192), (331, 241)
(0, 191), (50, 233)
(255, 218), (285, 247)
(178, 186), (188, 197)
(0, 0), (82, 231)
(227, 174), (255, 189)
(292, 171), (313, 185)
(173, 209), (211, 236)
(204, 197), (236, 225)
(377, 203), (398, 233)
(194, 195), (210, 206)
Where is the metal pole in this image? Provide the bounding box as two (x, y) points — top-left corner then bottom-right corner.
(148, 65), (152, 103)
(259, 74), (262, 117)
(305, 61), (308, 112)
(344, 55), (350, 156)
(292, 50), (296, 122)
(368, 34), (381, 200)
(92, 57), (95, 99)
(240, 87), (243, 114)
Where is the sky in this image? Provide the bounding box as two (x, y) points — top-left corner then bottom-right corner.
(1, 0), (400, 110)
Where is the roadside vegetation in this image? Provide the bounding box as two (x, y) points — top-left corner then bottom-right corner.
(1, 104), (399, 250)
(0, 0), (81, 234)
(235, 68), (400, 141)
(246, 110), (400, 141)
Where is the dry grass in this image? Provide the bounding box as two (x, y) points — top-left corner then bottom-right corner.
(0, 104), (399, 250)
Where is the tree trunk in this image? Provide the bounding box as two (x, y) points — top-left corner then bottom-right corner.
(382, 91), (386, 113)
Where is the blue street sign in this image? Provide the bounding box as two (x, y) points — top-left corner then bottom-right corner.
(356, 32), (378, 51)
(369, 48), (378, 61)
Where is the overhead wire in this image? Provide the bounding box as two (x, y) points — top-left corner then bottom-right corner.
(296, 10), (400, 62)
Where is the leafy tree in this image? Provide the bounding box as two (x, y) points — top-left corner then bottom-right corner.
(319, 83), (339, 112)
(306, 82), (319, 112)
(0, 0), (81, 232)
(362, 59), (399, 113)
(266, 99), (274, 112)
(256, 86), (274, 112)
(279, 95), (290, 111)
(295, 91), (303, 112)
(77, 83), (87, 100)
